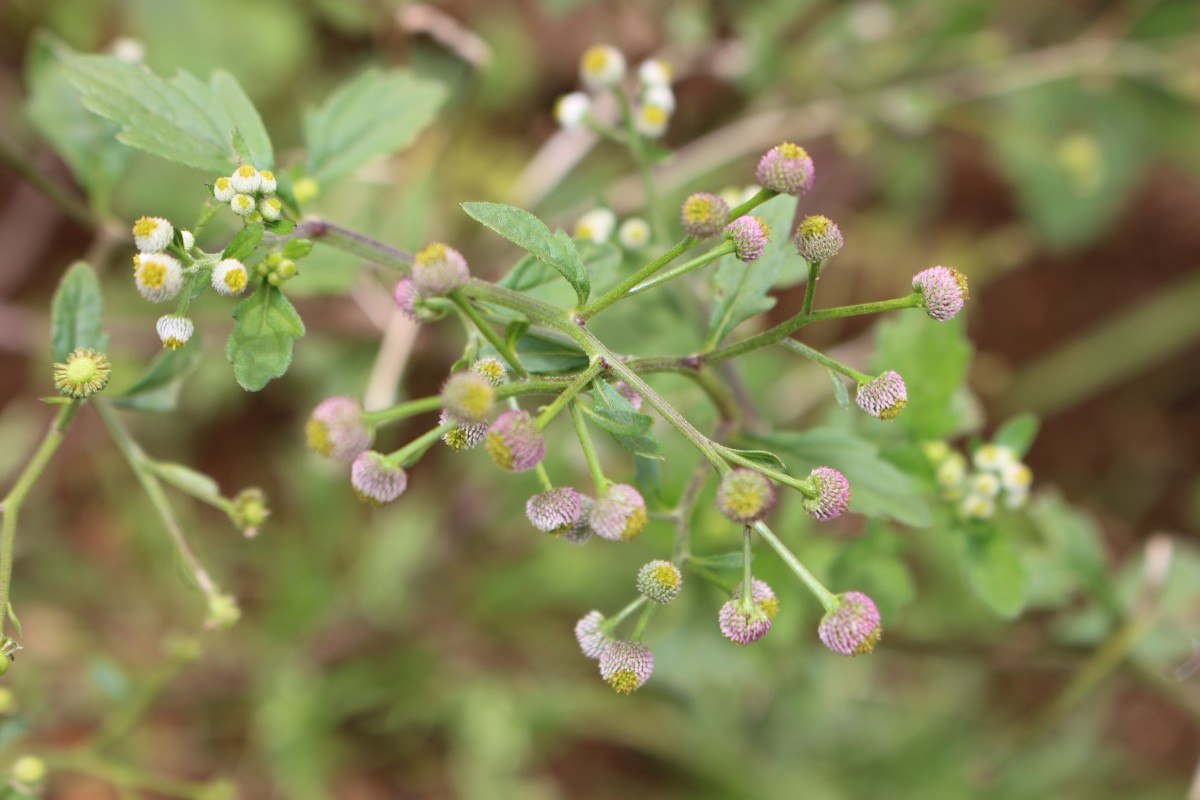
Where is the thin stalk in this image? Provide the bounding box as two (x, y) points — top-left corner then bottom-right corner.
(578, 236), (698, 319)
(389, 420), (457, 467)
(288, 218), (414, 271)
(726, 188), (777, 220)
(604, 596), (647, 632)
(449, 289), (527, 378)
(779, 338), (872, 383)
(625, 241), (736, 298)
(37, 753), (213, 799)
(144, 460), (236, 517)
(801, 261), (821, 317)
(615, 92), (666, 246)
(533, 462), (554, 492)
(569, 401), (608, 495)
(362, 395), (444, 425)
(535, 360), (601, 429)
(753, 521), (838, 612)
(630, 603), (657, 642)
(740, 527), (755, 614)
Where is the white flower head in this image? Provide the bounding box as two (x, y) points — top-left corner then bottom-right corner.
(212, 258), (249, 296)
(641, 84), (675, 114)
(970, 471), (1001, 498)
(617, 217), (651, 250)
(213, 176), (236, 203)
(935, 452), (967, 489)
(573, 208), (617, 244)
(180, 230), (195, 251)
(634, 103), (670, 139)
(638, 58), (672, 87)
(258, 169), (277, 195)
(973, 444), (1016, 472)
(554, 92), (591, 130)
(258, 196), (282, 221)
(156, 314), (194, 350)
(132, 216), (174, 253)
(958, 493), (995, 521)
(134, 253), (184, 303)
(230, 164), (261, 194)
(580, 44), (626, 91)
(108, 36), (145, 65)
(1000, 462), (1033, 494)
(1004, 488), (1029, 510)
(230, 193), (256, 217)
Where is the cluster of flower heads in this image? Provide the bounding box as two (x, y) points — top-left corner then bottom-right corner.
(573, 208), (652, 251)
(926, 440), (1033, 520)
(556, 46), (676, 140)
(212, 164), (282, 222)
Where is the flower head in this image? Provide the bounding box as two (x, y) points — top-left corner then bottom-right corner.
(803, 466), (851, 520)
(205, 593), (241, 630)
(485, 409), (546, 472)
(794, 215), (844, 264)
(439, 409), (489, 452)
(133, 253), (184, 302)
(258, 196), (283, 222)
(258, 169), (277, 195)
(9, 755), (46, 793)
(441, 371), (495, 424)
(973, 444), (1016, 473)
(526, 487), (589, 535)
(636, 560), (682, 604)
(212, 258), (249, 296)
(230, 164), (261, 194)
(958, 493), (996, 521)
(471, 356), (507, 386)
(680, 193), (731, 239)
(641, 84), (675, 114)
(589, 484), (648, 542)
(716, 468), (777, 523)
(856, 370), (907, 420)
(393, 278), (420, 320)
(756, 142), (815, 196)
(574, 208), (617, 244)
(230, 193), (256, 216)
(725, 215), (771, 262)
(155, 314), (194, 350)
(599, 640), (654, 694)
(638, 58), (672, 87)
(53, 348), (111, 398)
(306, 396), (373, 462)
(719, 579), (778, 645)
(412, 242), (470, 297)
(634, 103), (670, 139)
(818, 591), (882, 656)
(229, 487), (270, 538)
(617, 217), (651, 250)
(351, 451), (408, 506)
(575, 610), (610, 659)
(132, 216), (173, 253)
(913, 266), (969, 322)
(554, 92), (590, 129)
(213, 176), (235, 203)
(580, 44), (626, 90)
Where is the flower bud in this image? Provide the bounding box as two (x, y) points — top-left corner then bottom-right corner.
(440, 371), (495, 424)
(439, 409), (489, 452)
(716, 468), (777, 523)
(156, 314), (194, 350)
(958, 493), (996, 521)
(258, 196), (283, 221)
(589, 484), (648, 542)
(230, 193), (256, 216)
(936, 451), (967, 496)
(638, 58), (672, 87)
(617, 217), (651, 250)
(393, 277), (421, 320)
(756, 142), (815, 196)
(230, 487), (270, 538)
(554, 91), (591, 129)
(134, 253), (184, 302)
(526, 487), (588, 534)
(973, 444), (1016, 473)
(132, 215), (174, 253)
(803, 466), (851, 521)
(575, 610), (610, 659)
(680, 193), (730, 239)
(205, 593), (241, 630)
(351, 450), (408, 506)
(818, 591), (882, 656)
(636, 560), (682, 604)
(485, 409), (546, 472)
(599, 640), (654, 694)
(213, 176), (236, 203)
(180, 229), (196, 251)
(258, 169), (277, 195)
(912, 266), (969, 322)
(53, 347), (111, 399)
(293, 177), (320, 204)
(573, 208), (617, 244)
(970, 471), (1001, 498)
(719, 578), (778, 645)
(212, 258), (249, 296)
(1000, 461), (1033, 494)
(634, 103), (670, 139)
(794, 214), (844, 264)
(471, 356), (507, 386)
(580, 44), (626, 91)
(9, 755), (46, 792)
(412, 242), (470, 297)
(230, 164), (261, 194)
(856, 370), (907, 420)
(724, 215), (771, 262)
(306, 396), (373, 462)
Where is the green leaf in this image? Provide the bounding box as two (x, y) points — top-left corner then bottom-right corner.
(223, 222), (264, 260)
(722, 446), (787, 471)
(689, 551), (751, 570)
(305, 68), (445, 186)
(828, 524), (916, 622)
(150, 461), (222, 501)
(265, 219), (295, 235)
(462, 202), (590, 305)
(826, 367), (851, 409)
(112, 339), (201, 413)
(993, 413), (1040, 458)
(482, 331), (587, 374)
(51, 262), (108, 363)
(753, 428), (932, 527)
(960, 528), (1028, 619)
(63, 54), (272, 172)
(282, 239), (314, 260)
(504, 319), (529, 352)
(872, 312), (972, 440)
(225, 283), (306, 391)
(588, 380), (662, 459)
(634, 455), (663, 509)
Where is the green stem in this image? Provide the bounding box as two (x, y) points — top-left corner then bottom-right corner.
(625, 241), (736, 298)
(535, 360), (601, 429)
(389, 420), (457, 467)
(534, 462), (554, 493)
(630, 602), (657, 642)
(144, 460), (236, 517)
(0, 401), (81, 634)
(779, 338), (872, 383)
(578, 236), (698, 319)
(752, 521), (838, 612)
(604, 596), (647, 632)
(37, 752), (214, 799)
(569, 401), (608, 495)
(291, 218), (414, 271)
(801, 261), (821, 317)
(740, 526), (755, 614)
(449, 290), (528, 378)
(362, 395), (444, 425)
(715, 445), (815, 498)
(615, 92), (666, 246)
(726, 188), (777, 220)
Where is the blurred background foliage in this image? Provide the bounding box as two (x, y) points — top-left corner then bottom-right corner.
(0, 0), (1198, 797)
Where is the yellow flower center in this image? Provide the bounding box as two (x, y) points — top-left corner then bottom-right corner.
(305, 419), (333, 457)
(215, 177), (231, 190)
(606, 669), (640, 694)
(259, 170), (274, 182)
(641, 105), (668, 125)
(139, 261), (166, 288)
(132, 217), (158, 237)
(652, 564), (680, 588)
(485, 433), (514, 470)
(777, 142), (809, 161)
(234, 196), (253, 210)
(951, 268), (970, 299)
(223, 268), (247, 294)
(799, 215), (832, 238)
(582, 47), (609, 75)
(415, 243), (448, 266)
(237, 165), (256, 178)
(620, 506), (648, 541)
(163, 336), (186, 350)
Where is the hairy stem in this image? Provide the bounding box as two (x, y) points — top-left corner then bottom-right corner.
(753, 521), (838, 612)
(290, 218), (414, 271)
(569, 400), (608, 495)
(535, 360), (601, 429)
(780, 338), (872, 383)
(579, 235), (698, 319)
(449, 289), (528, 377)
(625, 241), (736, 298)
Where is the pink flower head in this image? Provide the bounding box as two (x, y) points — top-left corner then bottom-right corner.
(803, 466), (851, 520)
(818, 591), (882, 656)
(393, 278), (420, 320)
(719, 579), (779, 645)
(856, 370), (907, 420)
(725, 215), (771, 262)
(350, 451), (408, 506)
(756, 143), (815, 196)
(636, 560), (683, 604)
(716, 468), (777, 524)
(485, 410), (545, 472)
(574, 610), (609, 660)
(794, 215), (844, 264)
(588, 484), (648, 542)
(306, 396), (373, 462)
(526, 487), (588, 535)
(599, 640), (654, 694)
(913, 266), (969, 322)
(680, 192), (730, 238)
(411, 242), (469, 297)
(439, 409), (489, 452)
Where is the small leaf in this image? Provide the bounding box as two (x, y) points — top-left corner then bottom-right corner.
(961, 527), (1028, 619)
(462, 202), (590, 305)
(723, 446), (787, 471)
(482, 331), (587, 374)
(993, 413), (1040, 458)
(282, 239), (314, 260)
(828, 368), (850, 409)
(634, 455), (663, 509)
(51, 262), (108, 363)
(589, 380), (663, 458)
(689, 551), (752, 570)
(504, 319), (529, 351)
(223, 223), (264, 260)
(265, 219), (295, 235)
(150, 461), (222, 501)
(225, 283), (306, 391)
(872, 312), (973, 440)
(112, 339), (201, 413)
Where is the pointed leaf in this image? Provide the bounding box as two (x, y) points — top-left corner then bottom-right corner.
(462, 202), (590, 304)
(51, 262), (108, 363)
(225, 283), (306, 391)
(113, 339), (201, 413)
(960, 527), (1029, 618)
(223, 222), (264, 260)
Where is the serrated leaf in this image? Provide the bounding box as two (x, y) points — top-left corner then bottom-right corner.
(722, 446), (787, 471)
(282, 239), (314, 260)
(960, 528), (1028, 619)
(872, 312), (972, 440)
(993, 413), (1040, 458)
(305, 68), (444, 186)
(112, 339), (201, 413)
(828, 367), (850, 409)
(482, 331), (587, 374)
(63, 55), (272, 172)
(589, 380), (663, 458)
(225, 283), (306, 391)
(51, 262), (108, 363)
(462, 202), (590, 305)
(223, 223), (264, 260)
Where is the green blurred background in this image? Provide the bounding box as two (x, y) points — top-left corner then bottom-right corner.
(0, 0), (1198, 797)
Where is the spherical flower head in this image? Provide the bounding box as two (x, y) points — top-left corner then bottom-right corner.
(973, 443), (1016, 473)
(258, 196), (283, 221)
(936, 452), (967, 492)
(10, 755), (46, 791)
(575, 610), (610, 659)
(819, 591), (882, 656)
(485, 409), (545, 472)
(913, 266), (969, 322)
(803, 466), (851, 520)
(589, 484), (648, 542)
(734, 577), (780, 618)
(258, 169), (277, 195)
(230, 164), (261, 194)
(958, 493), (996, 521)
(132, 216), (174, 253)
(393, 278), (420, 320)
(716, 468), (778, 523)
(560, 495), (595, 544)
(680, 193), (730, 239)
(970, 471), (1001, 498)
(155, 314), (194, 350)
(441, 371), (495, 424)
(306, 396), (373, 462)
(351, 450), (408, 506)
(1000, 461), (1033, 494)
(613, 380), (642, 411)
(212, 258), (249, 296)
(526, 487), (588, 534)
(756, 142), (815, 196)
(573, 208), (617, 244)
(53, 347), (111, 398)
(641, 84), (676, 114)
(230, 487), (270, 537)
(719, 598), (773, 645)
(638, 58), (672, 87)
(180, 229), (195, 251)
(617, 217), (651, 250)
(794, 215), (844, 264)
(580, 44), (626, 91)
(293, 177), (320, 204)
(439, 409), (489, 452)
(634, 103), (670, 139)
(554, 91), (590, 129)
(599, 640), (654, 694)
(133, 253), (184, 303)
(725, 215), (771, 262)
(213, 176), (235, 203)
(471, 356), (507, 386)
(205, 592), (241, 630)
(856, 370), (907, 420)
(411, 242), (469, 297)
(636, 560), (682, 604)
(230, 193), (256, 216)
